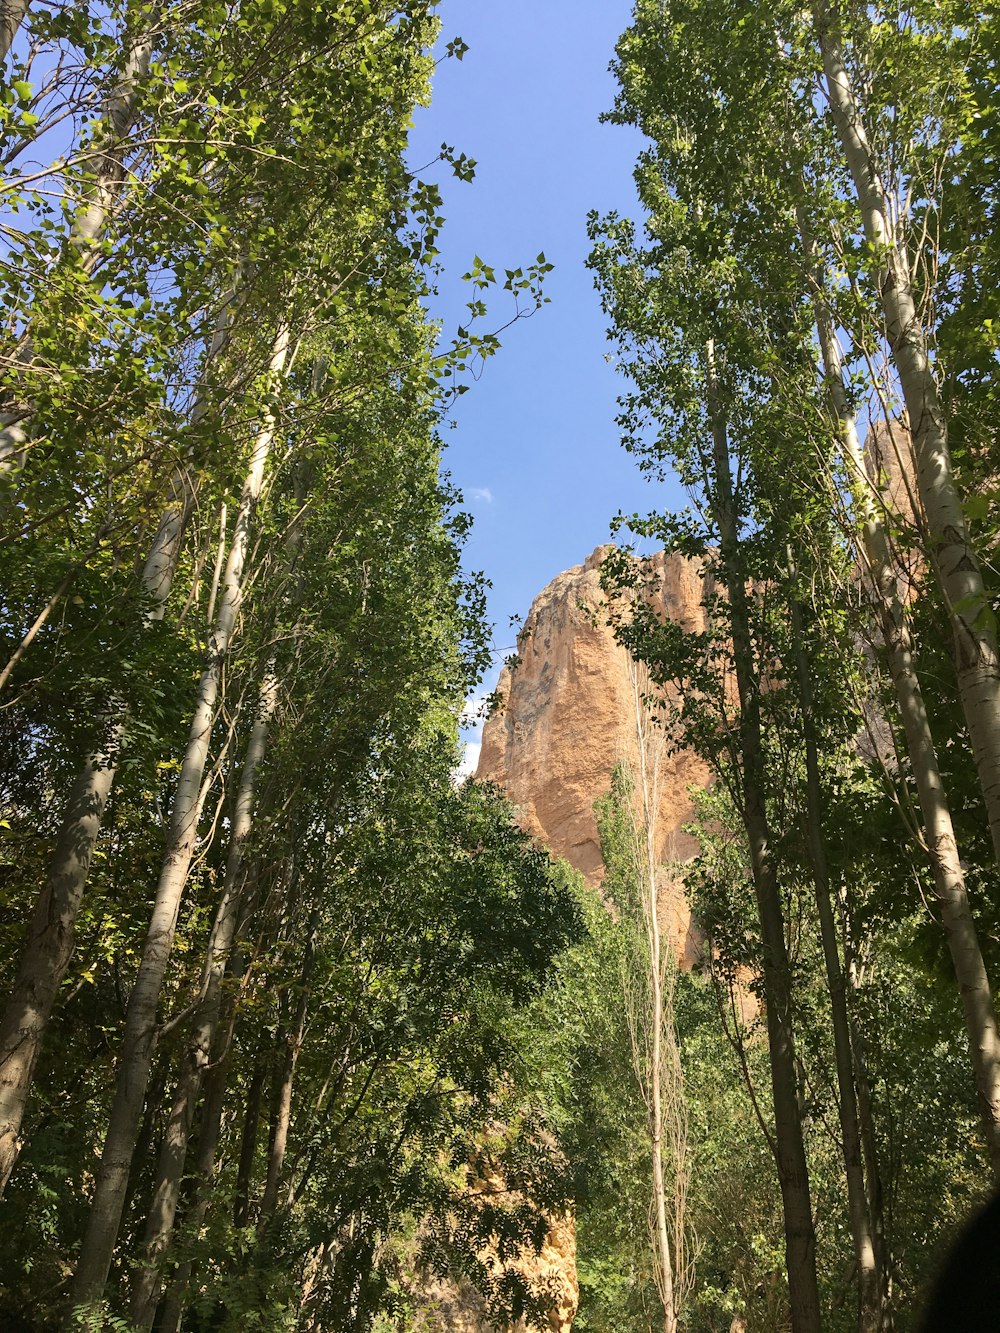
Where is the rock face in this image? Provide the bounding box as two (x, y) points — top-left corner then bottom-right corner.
(477, 544), (711, 967)
(866, 416), (920, 529)
(412, 1206), (578, 1333)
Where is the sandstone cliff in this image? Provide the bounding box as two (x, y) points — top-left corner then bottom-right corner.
(866, 416), (921, 530)
(477, 544), (711, 968)
(412, 1205), (578, 1333)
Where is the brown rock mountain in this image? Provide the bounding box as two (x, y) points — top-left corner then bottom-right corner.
(412, 1205), (578, 1333)
(476, 544), (712, 968)
(866, 416), (921, 530)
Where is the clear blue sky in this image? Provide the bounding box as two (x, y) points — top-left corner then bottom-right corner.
(407, 1), (685, 764)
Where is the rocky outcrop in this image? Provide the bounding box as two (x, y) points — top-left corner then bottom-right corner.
(412, 1206), (578, 1333)
(477, 544), (711, 968)
(865, 416), (920, 529)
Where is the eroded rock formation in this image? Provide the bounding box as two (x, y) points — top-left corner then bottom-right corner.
(412, 1204), (578, 1333)
(477, 544), (711, 968)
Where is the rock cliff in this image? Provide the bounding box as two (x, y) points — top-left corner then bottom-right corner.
(866, 416), (920, 529)
(477, 544), (711, 967)
(412, 1205), (578, 1333)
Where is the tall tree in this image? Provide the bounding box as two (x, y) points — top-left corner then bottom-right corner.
(0, 0), (452, 1203)
(595, 667), (692, 1333)
(812, 1), (1000, 865)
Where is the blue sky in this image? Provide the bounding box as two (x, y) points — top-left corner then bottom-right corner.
(408, 1), (685, 770)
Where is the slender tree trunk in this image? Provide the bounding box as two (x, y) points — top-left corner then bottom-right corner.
(155, 1046), (233, 1333)
(867, 538), (1000, 1179)
(122, 1066), (167, 1234)
(0, 0), (30, 62)
(144, 261), (245, 612)
(626, 660), (680, 1333)
(131, 671), (278, 1330)
(706, 339), (822, 1333)
(204, 502), (228, 629)
(260, 1041), (297, 1225)
(814, 0), (1000, 866)
(69, 32), (156, 275)
(810, 290), (1000, 1181)
(788, 588), (885, 1332)
(647, 858), (678, 1333)
(258, 905), (317, 1228)
(0, 745), (118, 1193)
(0, 28), (155, 473)
(0, 289), (240, 1198)
(800, 216), (896, 1264)
(844, 945), (891, 1311)
(234, 1059), (267, 1230)
(72, 325), (290, 1309)
(0, 531), (103, 692)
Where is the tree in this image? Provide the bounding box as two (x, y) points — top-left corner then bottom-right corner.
(811, 1), (1000, 866)
(591, 6), (1000, 1322)
(596, 720), (692, 1333)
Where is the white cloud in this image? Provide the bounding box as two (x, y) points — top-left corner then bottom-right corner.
(455, 740), (482, 782)
(468, 486), (493, 504)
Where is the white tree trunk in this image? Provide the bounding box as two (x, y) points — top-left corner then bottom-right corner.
(0, 0), (30, 62)
(813, 295), (1000, 1181)
(130, 668), (278, 1331)
(71, 323), (289, 1308)
(815, 0), (1000, 866)
(627, 661), (680, 1333)
(69, 30), (156, 273)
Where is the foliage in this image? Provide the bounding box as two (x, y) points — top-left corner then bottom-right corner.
(0, 4), (565, 1329)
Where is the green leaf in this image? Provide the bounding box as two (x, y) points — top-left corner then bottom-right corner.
(966, 493), (991, 521)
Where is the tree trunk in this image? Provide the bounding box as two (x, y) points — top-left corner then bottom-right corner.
(627, 661), (680, 1333)
(814, 0), (1000, 866)
(844, 945), (891, 1314)
(234, 1059), (267, 1230)
(122, 1065), (167, 1237)
(788, 587), (885, 1332)
(810, 286), (1000, 1181)
(0, 744), (118, 1193)
(0, 285), (240, 1198)
(154, 1045), (233, 1333)
(69, 30), (156, 274)
(71, 325), (289, 1309)
(0, 0), (30, 62)
(258, 905), (317, 1228)
(706, 339), (822, 1333)
(131, 671), (278, 1330)
(0, 532), (103, 692)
